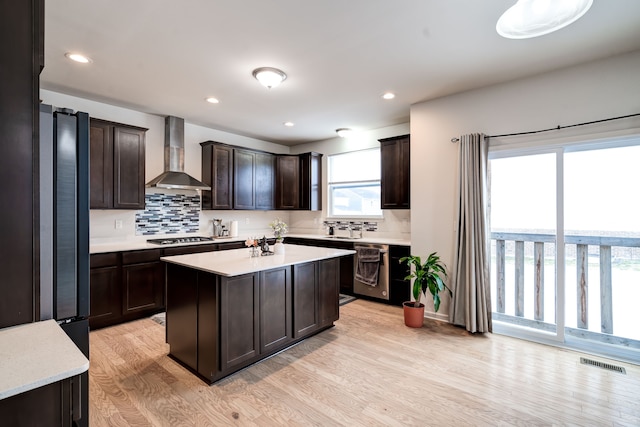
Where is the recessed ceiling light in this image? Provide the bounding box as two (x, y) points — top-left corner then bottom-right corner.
(252, 67), (287, 89)
(382, 92), (395, 100)
(336, 128), (352, 138)
(496, 0), (593, 39)
(205, 97), (219, 104)
(64, 52), (91, 63)
(284, 122), (294, 127)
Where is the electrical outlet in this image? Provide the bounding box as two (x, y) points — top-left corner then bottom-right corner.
(114, 220), (123, 229)
(245, 217), (250, 225)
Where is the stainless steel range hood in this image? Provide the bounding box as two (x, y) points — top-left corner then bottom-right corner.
(145, 116), (211, 190)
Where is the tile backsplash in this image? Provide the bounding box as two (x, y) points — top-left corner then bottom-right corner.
(135, 193), (201, 235)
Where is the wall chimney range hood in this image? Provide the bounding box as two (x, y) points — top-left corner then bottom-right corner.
(146, 116), (211, 190)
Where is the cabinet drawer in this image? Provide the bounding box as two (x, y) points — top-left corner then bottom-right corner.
(163, 244), (217, 256)
(122, 249), (161, 265)
(90, 253), (118, 268)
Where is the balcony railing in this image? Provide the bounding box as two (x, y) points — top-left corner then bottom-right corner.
(491, 232), (640, 347)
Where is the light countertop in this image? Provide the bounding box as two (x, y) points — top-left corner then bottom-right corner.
(0, 320), (89, 400)
(90, 233), (410, 254)
(161, 244), (355, 277)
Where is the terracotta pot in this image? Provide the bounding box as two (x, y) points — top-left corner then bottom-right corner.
(403, 302), (425, 328)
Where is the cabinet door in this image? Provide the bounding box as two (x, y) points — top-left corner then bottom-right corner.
(275, 155), (300, 209)
(299, 152), (322, 211)
(201, 143), (233, 210)
(255, 152), (275, 210)
(89, 265), (120, 329)
(122, 261), (164, 315)
(293, 262), (318, 338)
(220, 273), (259, 372)
(318, 258), (340, 327)
(113, 126), (146, 209)
(89, 120), (113, 209)
(233, 148), (255, 209)
(259, 267), (292, 353)
(380, 135), (410, 209)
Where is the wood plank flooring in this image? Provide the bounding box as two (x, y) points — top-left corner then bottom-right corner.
(89, 299), (640, 426)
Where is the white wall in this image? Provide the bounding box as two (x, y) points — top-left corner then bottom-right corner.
(290, 123), (412, 238)
(410, 49), (640, 319)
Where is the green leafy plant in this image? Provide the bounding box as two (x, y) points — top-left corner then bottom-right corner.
(400, 252), (452, 311)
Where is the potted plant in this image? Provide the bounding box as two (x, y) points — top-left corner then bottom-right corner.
(399, 252), (452, 328)
(269, 218), (288, 254)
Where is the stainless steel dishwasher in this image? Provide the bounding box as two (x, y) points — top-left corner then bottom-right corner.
(353, 243), (389, 301)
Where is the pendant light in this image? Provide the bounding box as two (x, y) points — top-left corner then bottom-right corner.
(496, 0), (593, 39)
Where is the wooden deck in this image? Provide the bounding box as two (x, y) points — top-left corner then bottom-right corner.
(89, 299), (640, 426)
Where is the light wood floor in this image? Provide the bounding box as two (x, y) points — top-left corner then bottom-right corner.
(89, 299), (640, 426)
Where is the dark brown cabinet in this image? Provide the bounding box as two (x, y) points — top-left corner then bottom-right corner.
(0, 376), (80, 427)
(122, 249), (164, 317)
(255, 151), (275, 210)
(89, 253), (120, 330)
(201, 142), (233, 210)
(201, 140), (319, 211)
(299, 152), (322, 211)
(0, 0), (42, 328)
(389, 245), (411, 306)
(90, 118), (147, 209)
(166, 257), (340, 384)
(233, 148), (256, 209)
(380, 134), (410, 209)
(90, 245), (223, 330)
(275, 155), (300, 209)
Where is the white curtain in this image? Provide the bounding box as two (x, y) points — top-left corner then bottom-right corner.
(449, 133), (492, 333)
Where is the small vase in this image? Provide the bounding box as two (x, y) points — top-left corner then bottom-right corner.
(249, 246), (260, 258)
(273, 241), (285, 255)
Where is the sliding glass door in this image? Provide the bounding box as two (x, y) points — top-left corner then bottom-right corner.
(489, 140), (640, 360)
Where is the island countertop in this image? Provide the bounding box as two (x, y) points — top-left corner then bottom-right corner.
(161, 243), (355, 277)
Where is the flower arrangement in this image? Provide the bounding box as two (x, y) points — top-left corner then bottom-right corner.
(269, 218), (288, 242)
(244, 237), (258, 248)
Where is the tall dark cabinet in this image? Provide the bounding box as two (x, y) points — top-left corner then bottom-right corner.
(380, 134), (410, 209)
(0, 0), (43, 328)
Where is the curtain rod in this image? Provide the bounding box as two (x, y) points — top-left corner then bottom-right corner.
(450, 112), (640, 143)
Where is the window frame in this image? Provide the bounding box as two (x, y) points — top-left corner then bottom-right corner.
(327, 148), (383, 219)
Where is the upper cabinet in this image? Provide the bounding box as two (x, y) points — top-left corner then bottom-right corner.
(275, 155), (300, 209)
(275, 153), (322, 211)
(380, 134), (410, 209)
(201, 142), (233, 210)
(90, 118), (147, 209)
(201, 141), (319, 211)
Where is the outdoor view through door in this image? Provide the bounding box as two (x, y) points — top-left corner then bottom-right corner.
(489, 141), (640, 360)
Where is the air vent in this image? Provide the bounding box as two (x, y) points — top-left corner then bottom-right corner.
(580, 357), (626, 374)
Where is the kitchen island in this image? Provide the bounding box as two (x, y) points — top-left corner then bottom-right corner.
(161, 244), (355, 384)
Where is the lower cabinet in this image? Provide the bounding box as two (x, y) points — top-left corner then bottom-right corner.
(122, 249), (164, 317)
(0, 376), (80, 427)
(166, 259), (339, 384)
(90, 244), (219, 330)
(89, 253), (121, 330)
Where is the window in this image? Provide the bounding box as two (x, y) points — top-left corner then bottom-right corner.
(328, 148), (382, 217)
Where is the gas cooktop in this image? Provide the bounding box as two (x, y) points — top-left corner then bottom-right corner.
(146, 236), (214, 245)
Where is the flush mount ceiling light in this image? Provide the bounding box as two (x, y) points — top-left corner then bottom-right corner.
(382, 92), (396, 100)
(496, 0), (593, 39)
(64, 52), (92, 63)
(205, 97), (219, 104)
(283, 122), (295, 127)
(336, 128), (352, 138)
(252, 67), (287, 89)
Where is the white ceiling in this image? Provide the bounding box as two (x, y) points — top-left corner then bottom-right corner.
(41, 1), (640, 146)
